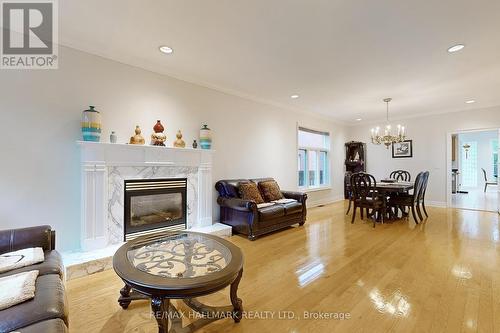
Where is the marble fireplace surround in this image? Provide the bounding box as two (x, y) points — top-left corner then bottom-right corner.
(65, 142), (231, 280)
(108, 165), (198, 244)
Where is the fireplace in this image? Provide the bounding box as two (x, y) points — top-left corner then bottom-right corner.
(124, 178), (187, 241)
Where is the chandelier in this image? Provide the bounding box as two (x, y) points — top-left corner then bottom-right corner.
(370, 98), (406, 149)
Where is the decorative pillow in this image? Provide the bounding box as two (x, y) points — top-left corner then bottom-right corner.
(238, 182), (264, 204)
(0, 270), (39, 311)
(0, 247), (44, 274)
(258, 180), (284, 202)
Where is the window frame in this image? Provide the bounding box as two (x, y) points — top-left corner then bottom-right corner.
(297, 125), (331, 192)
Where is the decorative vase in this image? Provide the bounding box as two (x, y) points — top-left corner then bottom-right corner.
(199, 124), (212, 149)
(81, 106), (102, 142)
(129, 126), (145, 145)
(151, 120), (166, 146)
(110, 131), (117, 143)
(192, 140), (198, 149)
(173, 130), (186, 148)
(153, 120), (164, 133)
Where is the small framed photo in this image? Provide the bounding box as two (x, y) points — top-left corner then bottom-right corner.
(392, 140), (413, 158)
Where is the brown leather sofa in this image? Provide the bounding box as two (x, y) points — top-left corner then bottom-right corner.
(0, 226), (68, 333)
(215, 178), (307, 240)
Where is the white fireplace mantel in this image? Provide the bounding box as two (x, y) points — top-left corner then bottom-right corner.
(77, 141), (214, 251)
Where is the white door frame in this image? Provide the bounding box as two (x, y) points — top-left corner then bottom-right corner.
(446, 127), (500, 210)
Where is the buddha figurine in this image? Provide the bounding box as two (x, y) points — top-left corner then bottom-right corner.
(129, 125), (145, 145)
(173, 130), (186, 148)
(151, 120), (167, 146)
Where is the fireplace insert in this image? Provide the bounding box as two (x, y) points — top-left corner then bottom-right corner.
(124, 178), (187, 241)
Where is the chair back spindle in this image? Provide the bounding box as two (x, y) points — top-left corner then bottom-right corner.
(390, 170), (411, 182)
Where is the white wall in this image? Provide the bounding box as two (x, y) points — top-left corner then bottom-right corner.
(348, 107), (500, 206)
(457, 131), (498, 189)
(0, 46), (347, 251)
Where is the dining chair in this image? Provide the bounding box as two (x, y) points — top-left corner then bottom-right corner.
(482, 168), (498, 192)
(420, 171), (430, 218)
(345, 172), (362, 215)
(350, 172), (386, 227)
(345, 178), (353, 215)
(389, 170), (411, 182)
(388, 172), (426, 224)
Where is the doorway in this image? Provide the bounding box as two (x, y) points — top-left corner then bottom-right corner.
(448, 129), (499, 212)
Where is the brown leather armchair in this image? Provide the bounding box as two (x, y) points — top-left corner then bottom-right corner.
(0, 225), (68, 333)
(215, 178), (307, 240)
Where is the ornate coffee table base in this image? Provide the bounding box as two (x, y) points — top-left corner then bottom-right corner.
(118, 270), (243, 333)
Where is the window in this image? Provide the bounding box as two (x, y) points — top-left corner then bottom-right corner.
(492, 139), (498, 177)
(460, 141), (478, 187)
(297, 127), (330, 189)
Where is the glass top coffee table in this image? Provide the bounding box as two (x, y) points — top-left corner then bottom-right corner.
(113, 231), (244, 333)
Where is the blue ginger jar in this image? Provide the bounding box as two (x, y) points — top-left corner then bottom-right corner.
(81, 106), (102, 142)
(199, 124), (212, 149)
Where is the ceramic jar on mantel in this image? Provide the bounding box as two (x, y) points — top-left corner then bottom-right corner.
(130, 126), (145, 145)
(173, 130), (186, 148)
(110, 131), (117, 143)
(81, 106), (102, 142)
(199, 124), (212, 149)
(151, 120), (167, 146)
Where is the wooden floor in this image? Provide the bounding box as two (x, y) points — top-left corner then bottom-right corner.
(67, 201), (500, 333)
(452, 187), (498, 212)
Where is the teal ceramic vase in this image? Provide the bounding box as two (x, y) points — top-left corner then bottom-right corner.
(81, 106), (102, 142)
(199, 124), (212, 149)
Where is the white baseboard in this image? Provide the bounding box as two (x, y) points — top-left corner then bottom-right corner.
(307, 195), (345, 208)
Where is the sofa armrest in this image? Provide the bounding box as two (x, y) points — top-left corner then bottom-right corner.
(217, 197), (257, 212)
(281, 191), (308, 203)
(0, 225), (54, 255)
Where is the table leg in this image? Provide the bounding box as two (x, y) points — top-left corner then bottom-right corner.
(151, 297), (170, 333)
(118, 284), (132, 309)
(230, 269), (243, 323)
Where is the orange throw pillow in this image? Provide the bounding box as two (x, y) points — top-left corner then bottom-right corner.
(258, 180), (284, 202)
(238, 182), (264, 204)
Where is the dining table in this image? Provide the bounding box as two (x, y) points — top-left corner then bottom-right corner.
(375, 180), (414, 220)
(375, 181), (414, 194)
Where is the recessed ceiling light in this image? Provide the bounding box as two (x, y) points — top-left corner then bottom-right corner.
(290, 94), (300, 99)
(356, 118), (362, 121)
(159, 45), (173, 54)
(447, 44), (465, 53)
(465, 99), (476, 104)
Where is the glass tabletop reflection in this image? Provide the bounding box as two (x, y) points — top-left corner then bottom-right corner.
(126, 232), (232, 279)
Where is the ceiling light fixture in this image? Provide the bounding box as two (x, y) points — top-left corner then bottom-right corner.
(290, 94), (299, 99)
(370, 98), (407, 149)
(463, 143), (471, 159)
(447, 44), (465, 53)
(159, 45), (173, 54)
(356, 118), (362, 121)
(465, 100), (476, 104)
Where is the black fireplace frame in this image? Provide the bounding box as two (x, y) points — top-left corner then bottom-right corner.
(124, 178), (187, 240)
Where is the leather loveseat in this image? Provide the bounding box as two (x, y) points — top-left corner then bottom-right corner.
(0, 225), (68, 333)
(215, 178), (307, 240)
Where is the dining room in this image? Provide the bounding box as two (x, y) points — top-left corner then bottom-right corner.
(345, 167), (430, 227)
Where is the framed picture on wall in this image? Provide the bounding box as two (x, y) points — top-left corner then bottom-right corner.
(392, 140), (413, 158)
